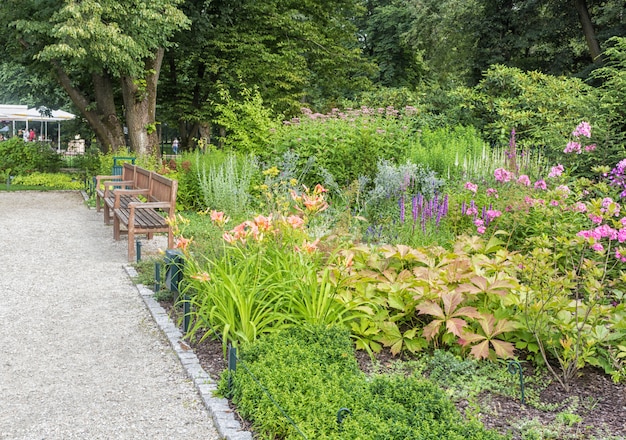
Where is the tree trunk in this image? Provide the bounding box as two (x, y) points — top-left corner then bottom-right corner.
(573, 0), (602, 63)
(121, 48), (164, 156)
(53, 65), (126, 151)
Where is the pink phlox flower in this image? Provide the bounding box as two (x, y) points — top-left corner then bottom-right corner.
(465, 181), (478, 193)
(591, 242), (604, 252)
(572, 121), (592, 138)
(589, 214), (603, 224)
(577, 230), (592, 239)
(486, 209), (502, 221)
(584, 144), (597, 152)
(466, 206), (478, 216)
(548, 164), (564, 178)
(474, 218), (484, 227)
(534, 180), (547, 190)
(556, 185), (571, 197)
(573, 202), (587, 213)
(494, 168), (513, 183)
(524, 196), (536, 206)
(621, 217), (626, 227)
(486, 188), (499, 198)
(616, 250), (626, 262)
(517, 175), (531, 186)
(550, 200), (559, 207)
(477, 226), (486, 234)
(618, 228), (626, 243)
(602, 197), (615, 208)
(595, 224), (618, 240)
(564, 141), (582, 154)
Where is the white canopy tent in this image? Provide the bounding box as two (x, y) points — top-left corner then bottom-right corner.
(0, 105), (76, 152)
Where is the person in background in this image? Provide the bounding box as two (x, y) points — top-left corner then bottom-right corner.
(22, 129), (29, 142)
(172, 137), (179, 154)
(29, 128), (36, 142)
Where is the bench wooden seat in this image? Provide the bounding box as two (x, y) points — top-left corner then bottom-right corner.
(112, 170), (178, 261)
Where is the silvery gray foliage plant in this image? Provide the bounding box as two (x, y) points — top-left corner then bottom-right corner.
(368, 159), (444, 204)
(197, 152), (257, 218)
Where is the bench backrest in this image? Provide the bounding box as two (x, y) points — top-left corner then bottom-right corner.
(121, 163), (136, 182)
(149, 172), (178, 216)
(134, 166), (152, 190)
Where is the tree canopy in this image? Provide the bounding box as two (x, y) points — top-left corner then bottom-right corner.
(0, 0), (625, 153)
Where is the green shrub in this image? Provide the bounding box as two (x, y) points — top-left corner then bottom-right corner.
(10, 172), (84, 190)
(0, 138), (63, 176)
(211, 86), (278, 154)
(267, 107), (414, 186)
(458, 65), (599, 163)
(223, 325), (505, 440)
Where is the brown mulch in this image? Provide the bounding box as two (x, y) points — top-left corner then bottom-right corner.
(162, 301), (626, 439)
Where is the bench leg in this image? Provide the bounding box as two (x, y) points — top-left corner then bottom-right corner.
(167, 228), (174, 250)
(103, 204), (112, 225)
(96, 195), (101, 212)
(113, 214), (121, 241)
(127, 226), (135, 262)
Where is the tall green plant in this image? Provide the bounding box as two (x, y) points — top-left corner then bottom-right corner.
(196, 151), (257, 219)
(184, 245), (290, 352)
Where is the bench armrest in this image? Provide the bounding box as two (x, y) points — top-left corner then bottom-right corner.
(128, 201), (173, 210)
(114, 189), (150, 196)
(112, 189), (150, 207)
(101, 180), (135, 196)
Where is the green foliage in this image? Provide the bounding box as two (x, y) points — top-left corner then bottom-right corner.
(589, 37), (626, 160)
(458, 65), (600, 162)
(223, 325), (504, 440)
(29, 0), (190, 78)
(267, 106), (416, 186)
(10, 172), (84, 190)
(211, 87), (278, 154)
(0, 137), (63, 176)
(342, 239), (519, 359)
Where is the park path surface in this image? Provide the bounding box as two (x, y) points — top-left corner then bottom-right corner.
(0, 192), (220, 440)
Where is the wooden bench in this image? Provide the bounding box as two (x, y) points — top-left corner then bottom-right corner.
(111, 168), (178, 261)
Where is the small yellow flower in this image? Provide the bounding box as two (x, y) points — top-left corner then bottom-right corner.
(263, 166), (280, 177)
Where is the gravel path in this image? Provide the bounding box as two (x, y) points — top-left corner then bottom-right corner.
(0, 191), (220, 439)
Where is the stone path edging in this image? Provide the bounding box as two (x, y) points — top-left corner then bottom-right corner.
(123, 265), (252, 440)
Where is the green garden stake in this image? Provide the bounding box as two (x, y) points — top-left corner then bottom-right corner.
(136, 239), (142, 262)
(228, 344), (237, 392)
(182, 295), (191, 333)
(336, 408), (351, 427)
(507, 360), (525, 405)
(154, 262), (161, 292)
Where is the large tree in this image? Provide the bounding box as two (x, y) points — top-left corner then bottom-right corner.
(158, 0), (374, 149)
(0, 0), (188, 155)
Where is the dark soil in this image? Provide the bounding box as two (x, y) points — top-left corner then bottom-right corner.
(162, 301), (626, 439)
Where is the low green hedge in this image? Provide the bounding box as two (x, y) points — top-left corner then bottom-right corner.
(220, 326), (506, 440)
(10, 172), (85, 190)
